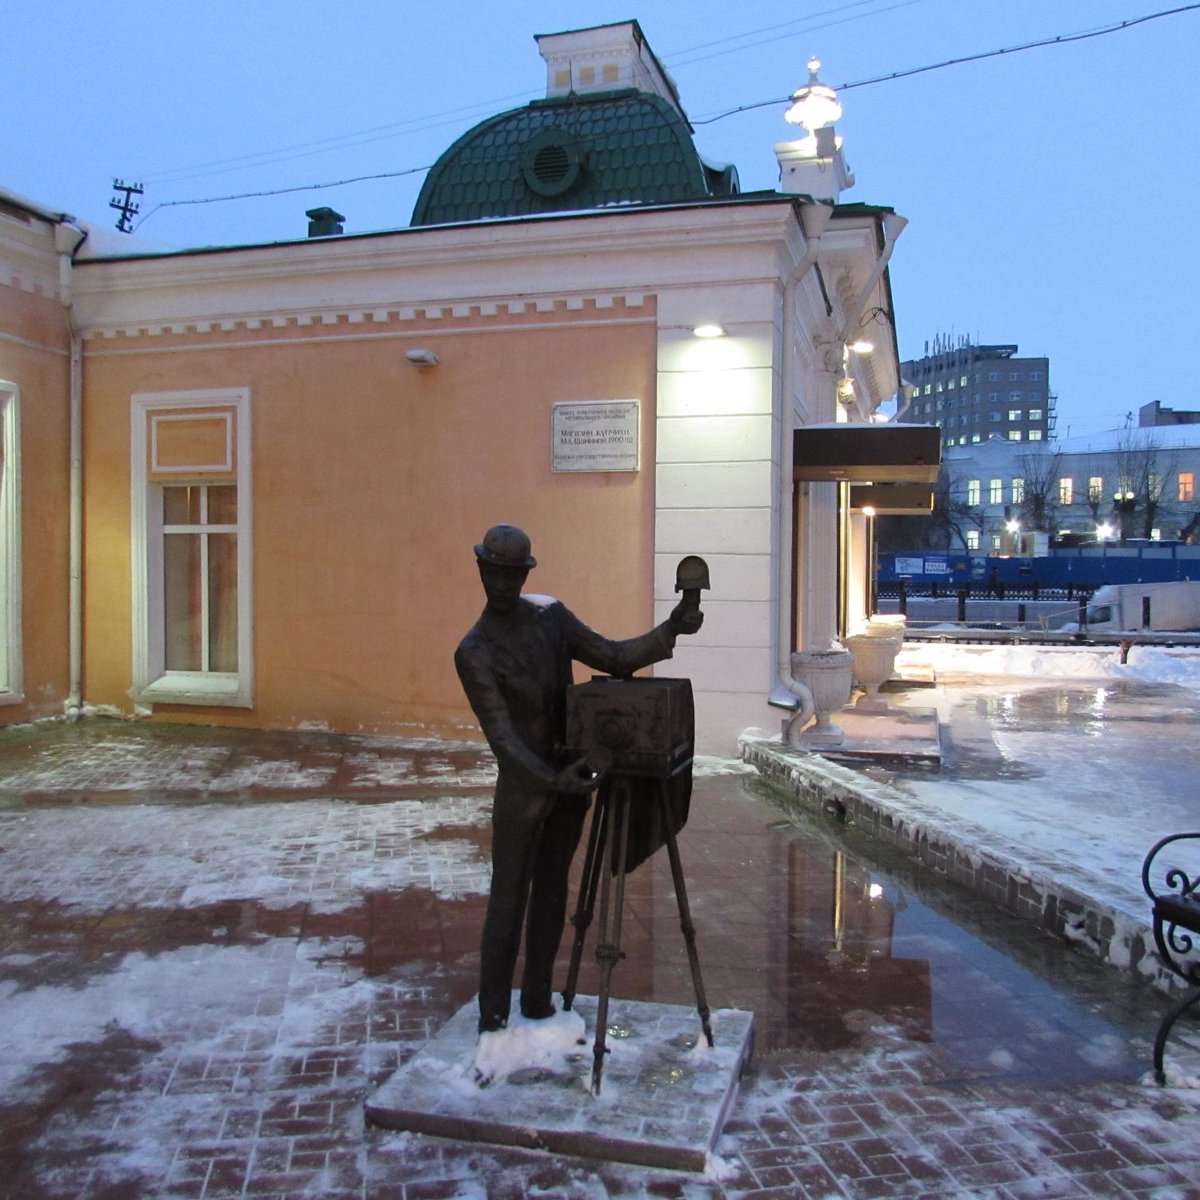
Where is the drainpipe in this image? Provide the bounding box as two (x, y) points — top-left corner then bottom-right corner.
(771, 201), (833, 724)
(53, 220), (88, 720)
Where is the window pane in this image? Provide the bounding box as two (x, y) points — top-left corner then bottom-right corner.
(164, 533), (202, 671)
(207, 485), (238, 525)
(163, 486), (202, 525)
(208, 534), (238, 672)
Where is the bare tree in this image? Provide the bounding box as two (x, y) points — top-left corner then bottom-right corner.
(1016, 450), (1063, 532)
(1114, 428), (1178, 541)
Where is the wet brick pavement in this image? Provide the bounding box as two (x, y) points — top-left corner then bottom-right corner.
(1, 718), (1199, 1198)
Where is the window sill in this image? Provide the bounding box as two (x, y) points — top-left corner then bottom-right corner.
(136, 673), (251, 708)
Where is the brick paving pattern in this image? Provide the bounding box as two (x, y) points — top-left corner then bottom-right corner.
(0, 720), (1199, 1198)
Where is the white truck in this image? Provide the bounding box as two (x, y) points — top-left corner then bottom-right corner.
(1085, 580), (1200, 632)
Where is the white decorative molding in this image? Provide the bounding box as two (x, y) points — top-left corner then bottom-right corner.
(150, 410), (235, 475)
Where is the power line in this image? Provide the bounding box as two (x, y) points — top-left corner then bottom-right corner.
(133, 3), (1199, 230)
(692, 3), (1200, 124)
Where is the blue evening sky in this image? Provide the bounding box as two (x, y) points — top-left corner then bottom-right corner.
(7, 1), (1196, 439)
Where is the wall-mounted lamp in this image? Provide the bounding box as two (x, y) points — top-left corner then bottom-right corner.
(405, 348), (439, 367)
(692, 323), (726, 339)
(848, 339), (874, 354)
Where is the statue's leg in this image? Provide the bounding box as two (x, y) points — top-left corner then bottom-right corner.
(520, 794), (589, 1019)
(478, 779), (541, 1032)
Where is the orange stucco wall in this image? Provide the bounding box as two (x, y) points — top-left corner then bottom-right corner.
(0, 279), (71, 724)
(81, 299), (659, 738)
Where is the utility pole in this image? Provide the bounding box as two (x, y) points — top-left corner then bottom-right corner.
(109, 179), (144, 233)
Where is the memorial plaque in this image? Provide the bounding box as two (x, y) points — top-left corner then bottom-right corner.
(552, 401), (639, 473)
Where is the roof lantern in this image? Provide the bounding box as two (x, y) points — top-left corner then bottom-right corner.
(775, 56), (854, 202)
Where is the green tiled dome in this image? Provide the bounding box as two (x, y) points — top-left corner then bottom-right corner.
(411, 89), (738, 226)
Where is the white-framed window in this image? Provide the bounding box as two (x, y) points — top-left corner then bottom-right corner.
(991, 534), (1002, 551)
(1089, 476), (1104, 502)
(1028, 430), (1044, 441)
(960, 375), (969, 387)
(989, 478), (1003, 504)
(131, 389), (252, 707)
(1180, 472), (1195, 502)
(1008, 431), (1023, 441)
(1008, 409), (1022, 421)
(988, 371), (1000, 381)
(966, 479), (981, 506)
(966, 530), (980, 550)
(1028, 409), (1043, 421)
(1009, 391), (1023, 402)
(1012, 478), (1025, 504)
(0, 382), (22, 705)
(971, 433), (981, 443)
(1058, 477), (1074, 504)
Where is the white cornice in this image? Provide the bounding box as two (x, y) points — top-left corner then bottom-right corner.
(72, 202), (813, 338)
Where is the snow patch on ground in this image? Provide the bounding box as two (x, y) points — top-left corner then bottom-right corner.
(0, 797), (492, 914)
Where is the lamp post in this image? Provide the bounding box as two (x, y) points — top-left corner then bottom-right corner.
(1113, 490), (1136, 545)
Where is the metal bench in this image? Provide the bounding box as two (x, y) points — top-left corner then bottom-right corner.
(1142, 833), (1200, 1083)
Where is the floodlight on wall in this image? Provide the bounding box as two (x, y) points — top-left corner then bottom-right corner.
(405, 348), (439, 367)
(848, 339), (874, 354)
(692, 323), (726, 339)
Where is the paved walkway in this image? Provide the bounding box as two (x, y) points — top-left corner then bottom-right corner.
(1, 718), (1200, 1198)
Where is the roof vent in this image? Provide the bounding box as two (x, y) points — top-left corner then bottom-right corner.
(520, 128), (584, 197)
(306, 207), (345, 237)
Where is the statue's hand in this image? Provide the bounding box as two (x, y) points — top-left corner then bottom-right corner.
(554, 756), (603, 796)
(668, 600), (704, 636)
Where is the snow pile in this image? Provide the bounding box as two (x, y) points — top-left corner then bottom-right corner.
(470, 1007), (588, 1088)
(898, 641), (1200, 692)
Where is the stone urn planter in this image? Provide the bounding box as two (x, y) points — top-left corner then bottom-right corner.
(786, 647), (853, 747)
(843, 633), (903, 712)
(866, 614), (906, 637)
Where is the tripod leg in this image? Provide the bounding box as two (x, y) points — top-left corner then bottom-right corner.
(562, 792), (608, 1013)
(660, 781), (714, 1048)
(591, 781), (632, 1094)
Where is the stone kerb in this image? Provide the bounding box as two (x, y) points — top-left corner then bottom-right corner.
(739, 737), (1178, 996)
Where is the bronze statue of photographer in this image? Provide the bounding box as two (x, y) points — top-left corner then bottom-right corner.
(455, 525), (703, 1040)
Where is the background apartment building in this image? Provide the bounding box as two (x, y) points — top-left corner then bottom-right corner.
(900, 335), (1053, 450)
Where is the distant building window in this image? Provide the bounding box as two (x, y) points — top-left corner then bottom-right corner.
(1027, 430), (1043, 441)
(1180, 472), (1195, 502)
(924, 384), (932, 395)
(967, 479), (981, 506)
(1008, 431), (1023, 441)
(948, 378), (956, 389)
(988, 392), (999, 403)
(1008, 409), (1022, 421)
(1012, 478), (1025, 504)
(936, 382), (943, 392)
(1028, 409), (1043, 421)
(1150, 473), (1163, 502)
(1010, 391), (1023, 402)
(989, 478), (1003, 504)
(1009, 372), (1021, 381)
(960, 375), (969, 387)
(988, 372), (1001, 381)
(966, 530), (980, 550)
(1058, 478), (1074, 504)
(1029, 371), (1043, 380)
(1088, 476), (1104, 502)
(991, 534), (1002, 551)
(971, 433), (981, 443)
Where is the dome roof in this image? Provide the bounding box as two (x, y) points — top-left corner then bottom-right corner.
(411, 88), (738, 227)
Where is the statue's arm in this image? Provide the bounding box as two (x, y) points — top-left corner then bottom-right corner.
(560, 604), (677, 677)
(454, 641), (558, 789)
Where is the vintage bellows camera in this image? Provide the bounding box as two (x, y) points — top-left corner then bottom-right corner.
(564, 676), (694, 778)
